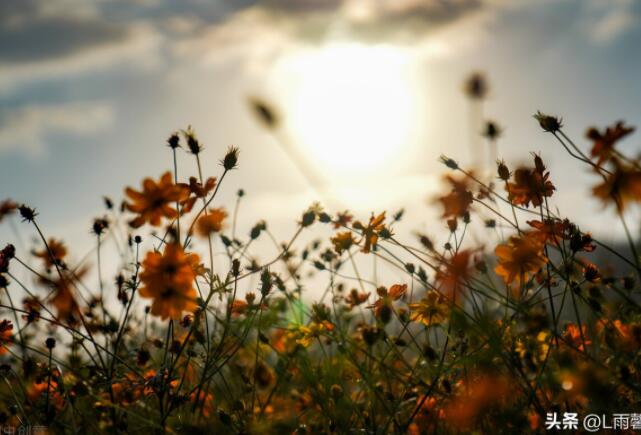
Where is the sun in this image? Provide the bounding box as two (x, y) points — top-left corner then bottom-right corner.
(275, 43), (418, 180)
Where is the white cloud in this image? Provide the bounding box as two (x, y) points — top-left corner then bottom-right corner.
(584, 0), (639, 45)
(0, 101), (114, 154)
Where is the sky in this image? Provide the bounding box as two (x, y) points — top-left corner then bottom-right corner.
(1, 0), (641, 277)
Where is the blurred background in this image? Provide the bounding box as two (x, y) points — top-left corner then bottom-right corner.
(1, 0), (641, 265)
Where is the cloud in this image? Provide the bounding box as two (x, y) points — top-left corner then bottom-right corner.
(0, 101), (114, 154)
(0, 1), (163, 90)
(0, 1), (122, 63)
(584, 0), (640, 45)
(170, 0), (485, 73)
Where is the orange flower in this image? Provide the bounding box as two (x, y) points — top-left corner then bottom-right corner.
(231, 300), (248, 316)
(27, 371), (65, 410)
(333, 211), (353, 229)
(125, 172), (189, 228)
(592, 159), (641, 211)
(436, 174), (473, 219)
(527, 218), (572, 246)
(369, 284), (406, 317)
(34, 238), (67, 268)
(139, 243), (200, 320)
(181, 176), (217, 213)
(563, 323), (591, 351)
(196, 207), (227, 236)
(190, 391), (215, 417)
(586, 121), (635, 165)
(38, 266), (86, 325)
(50, 279), (80, 324)
(0, 320), (12, 355)
(0, 199), (17, 223)
(345, 289), (369, 309)
(436, 250), (475, 298)
(494, 233), (547, 286)
(506, 162), (555, 208)
(331, 231), (356, 255)
(353, 212), (387, 253)
(444, 374), (510, 430)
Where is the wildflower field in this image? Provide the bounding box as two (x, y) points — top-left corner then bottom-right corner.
(2, 75), (641, 435)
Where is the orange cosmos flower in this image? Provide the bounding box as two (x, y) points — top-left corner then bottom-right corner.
(526, 218), (573, 246)
(345, 289), (369, 309)
(494, 232), (547, 286)
(124, 172), (190, 228)
(38, 266), (86, 325)
(563, 323), (591, 351)
(0, 320), (12, 355)
(0, 199), (17, 223)
(436, 173), (474, 219)
(196, 207), (227, 237)
(27, 370), (65, 410)
(444, 374), (510, 430)
(586, 121), (635, 165)
(436, 249), (475, 298)
(506, 157), (555, 208)
(34, 238), (67, 268)
(231, 299), (249, 316)
(333, 210), (353, 229)
(139, 243), (200, 320)
(592, 159), (641, 211)
(368, 284), (406, 318)
(181, 176), (217, 213)
(353, 212), (387, 253)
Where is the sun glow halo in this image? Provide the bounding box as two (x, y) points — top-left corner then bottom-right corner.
(279, 43), (417, 178)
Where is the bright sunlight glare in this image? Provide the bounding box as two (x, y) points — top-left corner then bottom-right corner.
(276, 43), (418, 179)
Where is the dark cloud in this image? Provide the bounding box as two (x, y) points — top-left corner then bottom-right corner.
(0, 1), (129, 64)
(0, 19), (126, 64)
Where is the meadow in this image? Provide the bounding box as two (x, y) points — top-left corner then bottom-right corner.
(1, 74), (640, 434)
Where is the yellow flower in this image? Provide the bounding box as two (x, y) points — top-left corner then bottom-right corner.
(331, 231), (356, 255)
(296, 321), (333, 347)
(409, 291), (448, 326)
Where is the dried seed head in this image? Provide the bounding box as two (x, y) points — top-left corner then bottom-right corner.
(182, 127), (202, 155)
(18, 205), (37, 222)
(483, 120), (501, 141)
(440, 156), (459, 170)
(249, 97), (279, 130)
(534, 111), (563, 133)
(497, 160), (510, 181)
(533, 153), (546, 173)
(167, 132), (180, 150)
(222, 146), (239, 170)
(464, 72), (488, 100)
(92, 217), (108, 236)
(103, 196), (114, 210)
